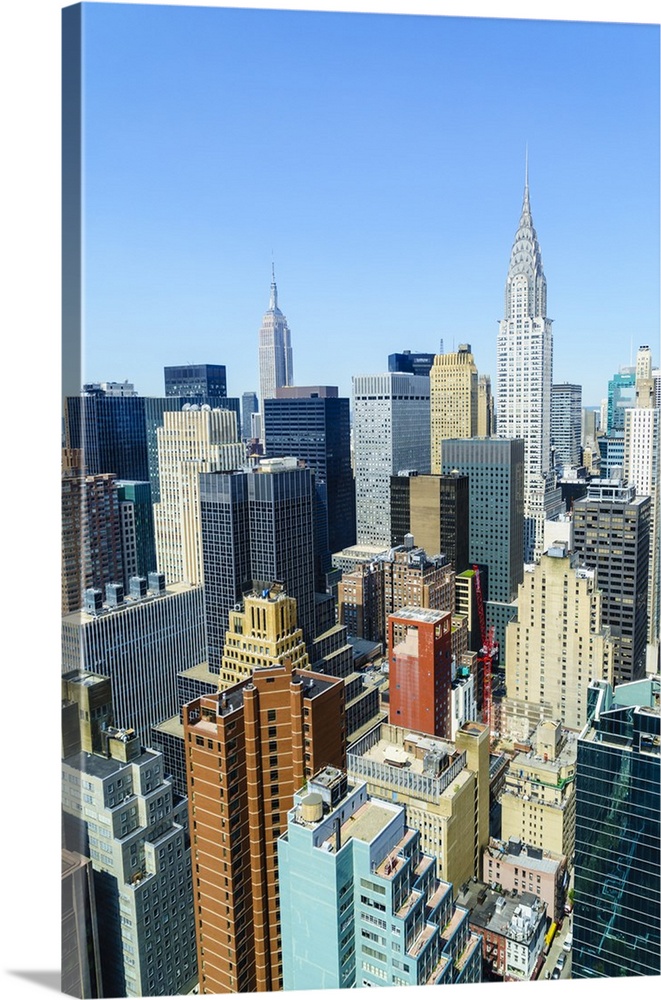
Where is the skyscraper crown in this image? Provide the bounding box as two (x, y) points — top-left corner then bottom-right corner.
(504, 167), (547, 319)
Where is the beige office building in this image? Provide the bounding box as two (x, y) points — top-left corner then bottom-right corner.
(153, 406), (244, 586)
(219, 584), (310, 689)
(430, 345), (478, 474)
(500, 721), (576, 860)
(347, 720), (490, 891)
(504, 542), (614, 737)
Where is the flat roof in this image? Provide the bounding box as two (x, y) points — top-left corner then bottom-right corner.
(340, 800), (397, 845)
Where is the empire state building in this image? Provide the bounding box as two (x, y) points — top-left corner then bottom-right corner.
(496, 169), (563, 563)
(258, 266), (294, 406)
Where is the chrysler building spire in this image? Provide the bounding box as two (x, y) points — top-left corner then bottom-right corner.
(497, 164), (563, 563)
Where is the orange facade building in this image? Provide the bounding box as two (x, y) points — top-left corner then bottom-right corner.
(388, 606), (453, 739)
(183, 660), (346, 994)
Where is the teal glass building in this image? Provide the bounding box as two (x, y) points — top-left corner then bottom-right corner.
(573, 677), (660, 978)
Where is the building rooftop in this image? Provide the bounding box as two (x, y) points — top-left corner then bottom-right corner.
(340, 800), (397, 845)
(390, 606), (450, 625)
(456, 883), (545, 941)
(63, 580), (201, 625)
(63, 746), (158, 780)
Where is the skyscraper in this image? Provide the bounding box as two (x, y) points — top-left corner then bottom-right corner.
(607, 366), (636, 433)
(624, 347), (660, 648)
(263, 391), (356, 588)
(258, 266), (293, 406)
(477, 374), (494, 438)
(573, 479), (650, 683)
(247, 458), (316, 647)
(61, 456), (125, 615)
(241, 390), (258, 439)
(65, 391), (151, 482)
(153, 406), (244, 586)
(551, 383), (582, 472)
(199, 459), (317, 666)
(353, 372), (430, 547)
(389, 471), (469, 572)
(430, 344), (478, 474)
(219, 584), (310, 688)
(573, 677), (660, 979)
(183, 660), (346, 994)
(504, 542), (615, 737)
(496, 170), (560, 562)
(441, 437), (525, 653)
(116, 480), (157, 590)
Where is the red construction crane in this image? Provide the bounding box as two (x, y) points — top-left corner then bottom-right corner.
(472, 565), (498, 730)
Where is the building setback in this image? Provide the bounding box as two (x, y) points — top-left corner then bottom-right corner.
(183, 661), (346, 994)
(500, 721), (577, 861)
(347, 721), (490, 890)
(573, 677), (660, 979)
(338, 544), (455, 648)
(504, 542), (614, 737)
(278, 768), (483, 990)
(62, 673), (197, 999)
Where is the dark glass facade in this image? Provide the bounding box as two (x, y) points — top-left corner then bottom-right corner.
(390, 474), (412, 546)
(199, 465), (317, 662)
(573, 684), (660, 978)
(65, 394), (150, 481)
(164, 363), (227, 398)
(388, 351), (436, 377)
(199, 472), (252, 673)
(263, 396), (356, 588)
(248, 465), (316, 647)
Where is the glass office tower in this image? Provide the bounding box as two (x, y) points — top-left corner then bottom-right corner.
(573, 678), (660, 978)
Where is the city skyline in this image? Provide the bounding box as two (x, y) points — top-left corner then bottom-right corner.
(2, 2), (659, 1000)
(74, 2), (659, 408)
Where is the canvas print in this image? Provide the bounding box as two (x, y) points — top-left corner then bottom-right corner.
(60, 2), (660, 997)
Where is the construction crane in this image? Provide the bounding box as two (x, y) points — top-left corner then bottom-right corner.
(472, 565), (499, 730)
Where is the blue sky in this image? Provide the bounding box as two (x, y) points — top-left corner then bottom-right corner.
(79, 2), (660, 407)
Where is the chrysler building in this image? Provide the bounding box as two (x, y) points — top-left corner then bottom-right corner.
(258, 265), (294, 406)
(497, 167), (563, 562)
